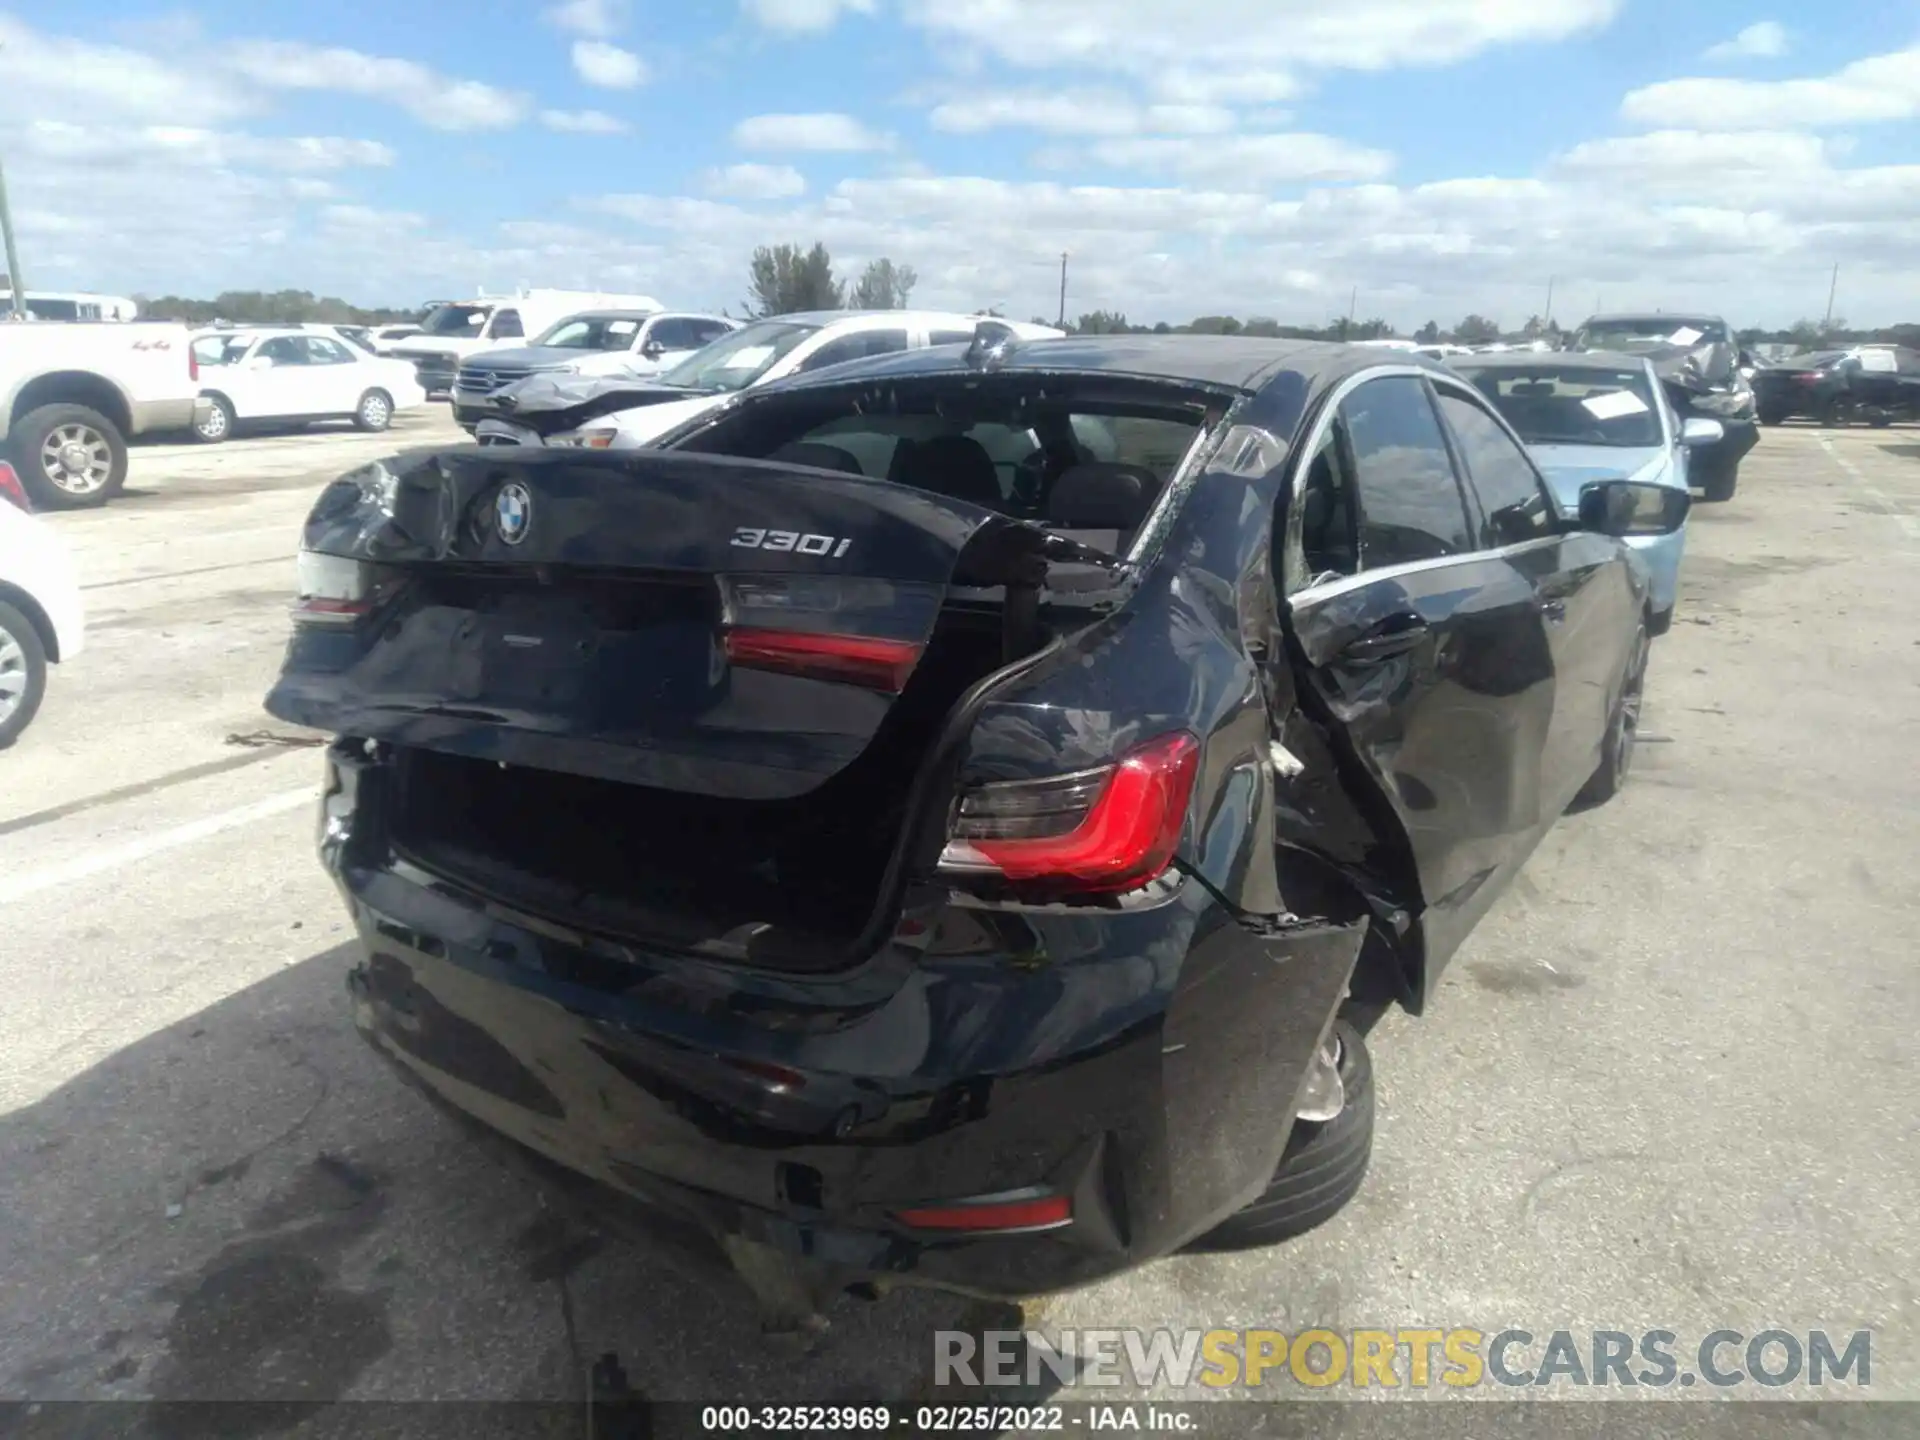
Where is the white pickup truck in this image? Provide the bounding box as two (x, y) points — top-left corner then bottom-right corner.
(0, 322), (207, 509)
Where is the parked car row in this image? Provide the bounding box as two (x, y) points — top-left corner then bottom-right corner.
(1752, 344), (1920, 427)
(187, 327), (429, 442)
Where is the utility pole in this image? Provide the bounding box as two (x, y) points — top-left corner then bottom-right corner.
(1544, 276), (1555, 326)
(1347, 285), (1357, 328)
(1821, 262), (1839, 332)
(0, 41), (25, 321)
(1056, 252), (1068, 329)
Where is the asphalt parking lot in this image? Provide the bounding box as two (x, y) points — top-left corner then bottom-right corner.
(2, 412), (1917, 1419)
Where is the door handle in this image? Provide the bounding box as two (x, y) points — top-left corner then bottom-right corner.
(1339, 615), (1430, 664)
(1539, 598), (1567, 623)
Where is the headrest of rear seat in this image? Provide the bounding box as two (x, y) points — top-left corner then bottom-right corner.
(768, 441), (865, 475)
(1045, 462), (1163, 531)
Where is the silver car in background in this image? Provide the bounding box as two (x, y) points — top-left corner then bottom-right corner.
(1448, 350), (1723, 635)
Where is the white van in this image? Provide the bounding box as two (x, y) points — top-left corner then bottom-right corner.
(388, 289), (664, 397)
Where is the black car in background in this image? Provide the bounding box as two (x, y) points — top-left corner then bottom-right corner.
(1564, 313), (1759, 501)
(265, 331), (1685, 1321)
(1753, 345), (1920, 427)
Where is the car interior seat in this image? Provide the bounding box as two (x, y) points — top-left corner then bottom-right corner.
(768, 441), (866, 476)
(889, 434), (1004, 510)
(1043, 462), (1163, 553)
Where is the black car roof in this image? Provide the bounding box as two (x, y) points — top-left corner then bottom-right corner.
(1449, 349), (1654, 373)
(758, 334), (1451, 396)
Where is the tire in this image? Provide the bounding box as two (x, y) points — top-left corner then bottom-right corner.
(1575, 619), (1648, 808)
(1756, 403), (1788, 426)
(193, 394), (234, 444)
(1648, 605), (1674, 638)
(353, 389), (394, 432)
(1819, 394), (1857, 428)
(1189, 1021), (1374, 1251)
(7, 403), (128, 510)
(0, 599), (50, 748)
(1698, 461), (1738, 503)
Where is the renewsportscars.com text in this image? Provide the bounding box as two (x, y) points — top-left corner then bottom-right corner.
(934, 1328), (1872, 1391)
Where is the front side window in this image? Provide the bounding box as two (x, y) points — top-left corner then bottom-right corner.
(419, 304), (490, 337)
(659, 320), (820, 392)
(303, 337), (356, 365)
(258, 336), (309, 366)
(488, 309), (525, 340)
(534, 314), (643, 351)
(1340, 376), (1475, 568)
(797, 328), (911, 373)
(1435, 389), (1558, 545)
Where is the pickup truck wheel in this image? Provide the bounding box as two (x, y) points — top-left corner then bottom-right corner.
(354, 389), (393, 432)
(0, 600), (49, 747)
(1575, 621), (1648, 808)
(1187, 1020), (1374, 1251)
(1697, 461), (1738, 503)
(9, 403), (128, 509)
(1819, 395), (1857, 428)
(194, 394), (234, 444)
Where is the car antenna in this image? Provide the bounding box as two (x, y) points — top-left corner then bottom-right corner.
(965, 318), (1021, 373)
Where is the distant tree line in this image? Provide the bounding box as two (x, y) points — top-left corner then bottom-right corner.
(744, 243), (918, 316)
(132, 290), (420, 326)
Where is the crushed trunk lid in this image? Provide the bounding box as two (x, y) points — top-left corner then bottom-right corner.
(265, 447), (1108, 801)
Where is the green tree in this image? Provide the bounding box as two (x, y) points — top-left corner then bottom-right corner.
(1414, 320), (1441, 344)
(1454, 314), (1501, 345)
(1352, 317), (1394, 340)
(1187, 315), (1243, 335)
(1075, 309), (1134, 334)
(746, 242), (844, 317)
(846, 257), (918, 310)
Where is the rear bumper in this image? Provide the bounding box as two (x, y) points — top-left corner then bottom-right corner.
(317, 741), (1366, 1300)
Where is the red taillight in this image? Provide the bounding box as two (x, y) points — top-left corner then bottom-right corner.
(189, 348), (199, 382)
(1793, 372), (1822, 386)
(893, 1192), (1072, 1233)
(723, 627), (922, 693)
(0, 462), (30, 513)
(938, 730), (1201, 895)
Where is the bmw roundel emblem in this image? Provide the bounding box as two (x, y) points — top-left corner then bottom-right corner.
(496, 482), (532, 545)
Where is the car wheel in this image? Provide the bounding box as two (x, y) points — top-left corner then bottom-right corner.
(1697, 461), (1738, 503)
(1756, 404), (1788, 426)
(1575, 620), (1648, 808)
(7, 403), (129, 510)
(1187, 1020), (1374, 1251)
(194, 394), (234, 444)
(354, 389), (394, 432)
(1648, 605), (1674, 638)
(1819, 394), (1857, 428)
(0, 599), (49, 747)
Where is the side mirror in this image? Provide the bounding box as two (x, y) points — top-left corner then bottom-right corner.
(641, 338), (665, 359)
(1578, 479), (1690, 538)
(1680, 416), (1725, 447)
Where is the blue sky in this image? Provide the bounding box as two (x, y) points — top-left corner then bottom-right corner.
(3, 1), (1917, 328)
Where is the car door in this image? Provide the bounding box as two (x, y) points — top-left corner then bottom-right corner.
(1889, 348), (1920, 414)
(301, 336), (364, 413)
(1428, 377), (1636, 814)
(1283, 372), (1558, 981)
(247, 336), (314, 418)
(635, 316), (706, 371)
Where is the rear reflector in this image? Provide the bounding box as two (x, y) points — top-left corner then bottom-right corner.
(293, 549), (394, 626)
(0, 462), (30, 513)
(939, 730), (1201, 895)
(723, 628), (922, 693)
(893, 1193), (1072, 1233)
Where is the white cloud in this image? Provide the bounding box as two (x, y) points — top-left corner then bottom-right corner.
(1705, 21), (1789, 61)
(703, 163), (808, 199)
(540, 108), (632, 133)
(732, 112), (893, 151)
(0, 13), (254, 124)
(741, 0), (877, 33)
(928, 90), (1238, 137)
(17, 121), (395, 172)
(225, 40), (530, 130)
(1085, 133), (1395, 185)
(1622, 46), (1920, 128)
(323, 204), (426, 230)
(545, 0), (628, 37)
(901, 0), (1622, 101)
(570, 39), (649, 88)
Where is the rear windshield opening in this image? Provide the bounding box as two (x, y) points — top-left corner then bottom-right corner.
(674, 378), (1215, 557)
(385, 605), (1006, 966)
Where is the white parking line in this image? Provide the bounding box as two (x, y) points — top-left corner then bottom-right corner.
(0, 787), (315, 908)
(1819, 434), (1920, 548)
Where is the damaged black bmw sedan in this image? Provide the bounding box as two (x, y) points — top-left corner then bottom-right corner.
(265, 328), (1685, 1316)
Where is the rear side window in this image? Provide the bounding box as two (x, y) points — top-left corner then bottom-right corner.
(647, 317), (700, 349)
(928, 329), (975, 348)
(689, 319), (733, 346)
(1340, 376), (1475, 568)
(489, 309), (524, 339)
(1434, 390), (1558, 545)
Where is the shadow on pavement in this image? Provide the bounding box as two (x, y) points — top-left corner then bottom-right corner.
(0, 944), (976, 1417)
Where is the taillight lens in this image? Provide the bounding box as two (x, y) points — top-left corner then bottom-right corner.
(939, 730), (1201, 895)
(723, 628), (922, 692)
(188, 347), (200, 383)
(1793, 372), (1822, 386)
(0, 461), (30, 513)
(893, 1192), (1073, 1233)
(293, 549), (397, 626)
